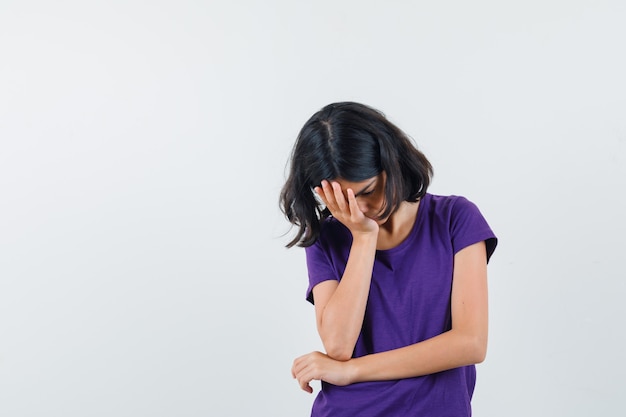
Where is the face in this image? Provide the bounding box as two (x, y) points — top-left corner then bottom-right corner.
(333, 172), (387, 222)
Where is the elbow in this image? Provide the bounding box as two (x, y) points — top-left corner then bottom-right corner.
(319, 328), (355, 361)
(454, 329), (487, 364)
(328, 351), (353, 362)
(467, 335), (488, 364)
(473, 346), (487, 364)
(323, 343), (354, 362)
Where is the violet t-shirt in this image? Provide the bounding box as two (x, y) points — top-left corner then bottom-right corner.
(304, 194), (497, 417)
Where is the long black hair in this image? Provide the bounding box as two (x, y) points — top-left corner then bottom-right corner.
(280, 102), (433, 248)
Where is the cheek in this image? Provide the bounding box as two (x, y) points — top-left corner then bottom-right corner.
(374, 193), (386, 208)
(373, 195), (388, 215)
(356, 200), (369, 212)
(359, 196), (383, 213)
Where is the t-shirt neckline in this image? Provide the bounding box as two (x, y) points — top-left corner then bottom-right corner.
(376, 193), (430, 255)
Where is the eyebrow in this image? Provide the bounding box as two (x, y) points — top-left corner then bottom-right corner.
(353, 178), (377, 197)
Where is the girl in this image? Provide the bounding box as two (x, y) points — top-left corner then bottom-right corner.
(280, 102), (497, 416)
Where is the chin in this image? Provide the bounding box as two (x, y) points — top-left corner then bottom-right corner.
(374, 216), (390, 225)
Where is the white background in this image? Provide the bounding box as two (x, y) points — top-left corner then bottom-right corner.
(1, 1), (625, 416)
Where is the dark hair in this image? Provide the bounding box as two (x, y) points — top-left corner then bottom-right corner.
(280, 102), (433, 248)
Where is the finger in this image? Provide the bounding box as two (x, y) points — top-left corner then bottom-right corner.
(292, 357), (303, 378)
(346, 188), (364, 219)
(296, 369), (315, 393)
(302, 382), (313, 394)
(291, 353), (310, 378)
(331, 181), (348, 212)
(320, 180), (338, 211)
(314, 186), (329, 207)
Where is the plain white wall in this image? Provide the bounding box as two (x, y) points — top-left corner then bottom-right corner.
(1, 1), (625, 416)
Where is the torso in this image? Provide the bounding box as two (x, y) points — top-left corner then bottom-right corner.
(305, 193), (496, 416)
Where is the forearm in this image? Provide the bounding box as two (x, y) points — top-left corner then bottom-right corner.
(294, 242), (491, 392)
(349, 328), (487, 382)
(318, 234), (377, 360)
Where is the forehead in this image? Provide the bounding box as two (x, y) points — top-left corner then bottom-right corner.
(333, 175), (379, 191)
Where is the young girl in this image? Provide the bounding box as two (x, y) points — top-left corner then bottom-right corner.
(280, 102), (497, 416)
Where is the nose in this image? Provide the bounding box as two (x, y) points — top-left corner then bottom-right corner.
(355, 198), (368, 214)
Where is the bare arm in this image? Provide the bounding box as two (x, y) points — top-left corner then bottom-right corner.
(312, 180), (379, 361)
(292, 241), (489, 392)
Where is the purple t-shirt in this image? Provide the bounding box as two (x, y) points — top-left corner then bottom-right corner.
(304, 193), (497, 417)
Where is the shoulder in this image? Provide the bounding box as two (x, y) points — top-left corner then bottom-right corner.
(306, 216), (352, 252)
(424, 193), (497, 260)
(421, 193), (480, 218)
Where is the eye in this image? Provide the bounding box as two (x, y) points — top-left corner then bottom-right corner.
(360, 189), (375, 197)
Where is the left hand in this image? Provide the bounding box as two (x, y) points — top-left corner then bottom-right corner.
(291, 351), (354, 393)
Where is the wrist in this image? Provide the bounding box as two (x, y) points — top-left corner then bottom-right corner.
(345, 357), (362, 385)
(351, 230), (378, 245)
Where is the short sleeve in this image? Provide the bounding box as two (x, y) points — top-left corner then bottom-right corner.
(450, 197), (498, 262)
(305, 240), (340, 304)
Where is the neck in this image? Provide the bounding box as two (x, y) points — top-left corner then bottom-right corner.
(376, 200), (420, 250)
